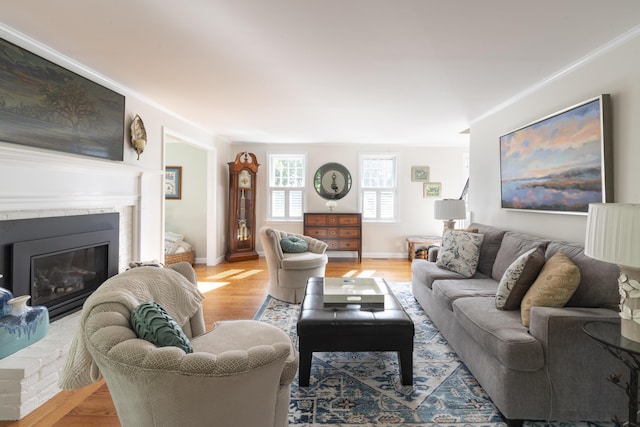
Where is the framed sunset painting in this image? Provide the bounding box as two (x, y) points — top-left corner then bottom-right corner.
(499, 94), (612, 214)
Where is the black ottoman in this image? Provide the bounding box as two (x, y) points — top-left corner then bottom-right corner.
(296, 277), (414, 386)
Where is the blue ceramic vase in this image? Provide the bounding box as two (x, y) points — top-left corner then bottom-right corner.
(0, 294), (49, 359)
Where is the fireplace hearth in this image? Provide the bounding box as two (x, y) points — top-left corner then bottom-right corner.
(0, 213), (119, 321)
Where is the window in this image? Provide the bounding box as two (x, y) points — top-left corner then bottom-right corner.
(360, 154), (397, 221)
(268, 153), (305, 220)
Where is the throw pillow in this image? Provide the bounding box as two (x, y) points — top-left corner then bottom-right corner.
(520, 252), (581, 327)
(280, 236), (309, 253)
(436, 230), (485, 278)
(131, 302), (193, 353)
(495, 246), (545, 310)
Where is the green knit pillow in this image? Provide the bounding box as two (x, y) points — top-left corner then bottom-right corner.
(280, 235), (309, 253)
(131, 302), (193, 353)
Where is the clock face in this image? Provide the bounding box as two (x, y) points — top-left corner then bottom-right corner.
(239, 170), (252, 188)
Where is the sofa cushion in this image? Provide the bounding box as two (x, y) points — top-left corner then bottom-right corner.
(492, 232), (549, 281)
(452, 296), (544, 371)
(545, 241), (620, 309)
(469, 223), (507, 277)
(521, 252), (581, 327)
(436, 230), (485, 278)
(495, 246), (546, 310)
(432, 278), (498, 311)
(280, 235), (309, 253)
(411, 259), (473, 289)
(131, 302), (193, 353)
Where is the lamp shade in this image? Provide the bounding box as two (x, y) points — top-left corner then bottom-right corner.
(434, 199), (466, 220)
(584, 203), (640, 268)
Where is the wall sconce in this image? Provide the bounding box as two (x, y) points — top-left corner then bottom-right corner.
(130, 114), (147, 160)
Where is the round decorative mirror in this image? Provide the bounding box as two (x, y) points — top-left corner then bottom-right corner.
(314, 163), (352, 200)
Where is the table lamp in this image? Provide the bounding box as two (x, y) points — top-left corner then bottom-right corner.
(584, 203), (640, 343)
(434, 199), (466, 236)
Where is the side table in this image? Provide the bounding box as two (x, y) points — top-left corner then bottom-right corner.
(406, 236), (441, 261)
(583, 321), (639, 424)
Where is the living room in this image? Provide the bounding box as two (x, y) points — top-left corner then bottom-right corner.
(1, 2), (640, 425)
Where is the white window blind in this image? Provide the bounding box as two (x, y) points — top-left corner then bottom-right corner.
(360, 154), (397, 221)
(268, 154), (305, 219)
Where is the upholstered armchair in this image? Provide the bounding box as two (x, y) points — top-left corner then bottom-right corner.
(260, 227), (329, 303)
(60, 262), (297, 427)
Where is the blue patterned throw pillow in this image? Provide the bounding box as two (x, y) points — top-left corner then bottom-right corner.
(131, 302), (193, 353)
(436, 230), (485, 278)
(280, 236), (309, 253)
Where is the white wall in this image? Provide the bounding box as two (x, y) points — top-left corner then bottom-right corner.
(469, 32), (640, 243)
(231, 143), (467, 258)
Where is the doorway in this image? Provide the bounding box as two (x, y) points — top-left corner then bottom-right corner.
(163, 128), (217, 265)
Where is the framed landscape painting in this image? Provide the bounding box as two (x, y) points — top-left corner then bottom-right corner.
(500, 94), (612, 214)
(0, 38), (125, 160)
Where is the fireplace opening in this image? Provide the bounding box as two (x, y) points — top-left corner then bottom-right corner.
(2, 213), (120, 322)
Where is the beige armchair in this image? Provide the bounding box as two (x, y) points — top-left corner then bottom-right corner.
(60, 262), (297, 427)
(260, 227), (329, 303)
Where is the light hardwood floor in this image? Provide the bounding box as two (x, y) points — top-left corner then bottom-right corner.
(0, 257), (412, 427)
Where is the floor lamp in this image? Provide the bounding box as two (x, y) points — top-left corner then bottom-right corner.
(434, 199), (466, 237)
(584, 203), (640, 343)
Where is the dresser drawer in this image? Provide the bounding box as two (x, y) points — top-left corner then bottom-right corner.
(326, 239), (360, 250)
(338, 227), (360, 238)
(305, 227), (327, 239)
(337, 215), (360, 226)
(305, 215), (328, 226)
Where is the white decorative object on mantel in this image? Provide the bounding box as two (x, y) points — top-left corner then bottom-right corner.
(325, 200), (338, 211)
(585, 203), (640, 343)
(7, 295), (31, 317)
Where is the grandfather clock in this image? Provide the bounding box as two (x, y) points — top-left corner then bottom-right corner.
(226, 151), (259, 262)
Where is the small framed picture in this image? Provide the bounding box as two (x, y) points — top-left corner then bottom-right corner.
(423, 182), (442, 198)
(165, 166), (182, 200)
(411, 166), (430, 182)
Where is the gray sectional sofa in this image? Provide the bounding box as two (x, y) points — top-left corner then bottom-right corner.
(411, 223), (626, 425)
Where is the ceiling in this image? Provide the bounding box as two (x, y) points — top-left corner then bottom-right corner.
(2, 1), (640, 147)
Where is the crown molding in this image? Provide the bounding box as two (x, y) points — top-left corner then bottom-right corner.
(472, 24), (640, 125)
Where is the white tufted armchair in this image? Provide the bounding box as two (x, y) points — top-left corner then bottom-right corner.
(60, 262), (297, 427)
(260, 227), (329, 303)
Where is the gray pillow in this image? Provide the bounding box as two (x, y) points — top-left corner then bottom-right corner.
(491, 232), (549, 281)
(469, 224), (507, 276)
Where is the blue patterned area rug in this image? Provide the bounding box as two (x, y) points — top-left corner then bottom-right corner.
(254, 282), (610, 427)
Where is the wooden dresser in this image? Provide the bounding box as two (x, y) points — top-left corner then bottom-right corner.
(304, 212), (362, 262)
